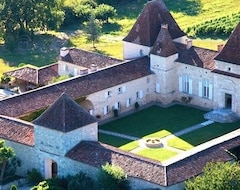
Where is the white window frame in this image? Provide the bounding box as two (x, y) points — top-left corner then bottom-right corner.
(200, 79), (212, 99)
(126, 98), (131, 107)
(136, 90), (143, 99)
(105, 91), (112, 98)
(181, 75), (192, 94)
(114, 102), (121, 110)
(118, 86), (126, 94)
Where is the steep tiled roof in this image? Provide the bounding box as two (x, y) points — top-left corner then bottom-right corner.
(150, 26), (178, 57)
(5, 64), (59, 85)
(33, 93), (97, 132)
(66, 141), (166, 186)
(175, 43), (217, 69)
(0, 57), (151, 117)
(60, 48), (122, 69)
(66, 134), (240, 186)
(5, 66), (38, 84)
(38, 64), (59, 85)
(0, 115), (34, 146)
(215, 22), (240, 65)
(123, 0), (185, 47)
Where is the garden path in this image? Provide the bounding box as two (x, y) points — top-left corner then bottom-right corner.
(99, 120), (215, 154)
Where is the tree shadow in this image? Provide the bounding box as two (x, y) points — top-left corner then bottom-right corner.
(0, 33), (69, 67)
(92, 47), (110, 56)
(164, 0), (203, 16)
(101, 22), (122, 34)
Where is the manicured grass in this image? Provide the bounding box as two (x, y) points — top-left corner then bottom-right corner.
(119, 141), (139, 152)
(99, 105), (207, 138)
(176, 120), (240, 147)
(167, 136), (194, 151)
(98, 133), (133, 147)
(136, 148), (178, 162)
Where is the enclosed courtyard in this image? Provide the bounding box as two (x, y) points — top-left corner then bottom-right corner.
(98, 104), (240, 162)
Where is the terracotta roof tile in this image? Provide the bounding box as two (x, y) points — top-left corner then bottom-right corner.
(33, 93), (97, 132)
(175, 43), (217, 69)
(5, 64), (59, 85)
(150, 26), (178, 57)
(66, 141), (166, 186)
(0, 115), (34, 146)
(0, 56), (151, 117)
(123, 0), (185, 46)
(215, 22), (240, 65)
(60, 48), (122, 69)
(5, 66), (38, 84)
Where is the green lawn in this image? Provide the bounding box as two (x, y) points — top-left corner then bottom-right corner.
(99, 105), (207, 138)
(172, 120), (240, 147)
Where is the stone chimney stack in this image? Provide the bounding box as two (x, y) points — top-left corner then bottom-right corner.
(60, 47), (70, 57)
(90, 64), (98, 72)
(217, 44), (224, 53)
(161, 23), (168, 30)
(186, 39), (192, 49)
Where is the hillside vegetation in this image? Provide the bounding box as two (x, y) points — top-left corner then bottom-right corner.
(0, 0), (239, 77)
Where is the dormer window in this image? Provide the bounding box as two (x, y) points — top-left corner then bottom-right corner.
(105, 91), (112, 98)
(118, 86), (125, 94)
(228, 67), (231, 71)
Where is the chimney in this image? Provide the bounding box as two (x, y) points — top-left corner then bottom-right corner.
(161, 23), (168, 29)
(217, 44), (224, 53)
(90, 64), (98, 72)
(60, 47), (69, 57)
(186, 39), (192, 49)
(80, 68), (88, 75)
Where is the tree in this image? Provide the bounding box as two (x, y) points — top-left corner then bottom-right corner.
(95, 4), (117, 23)
(0, 0), (64, 50)
(84, 14), (102, 48)
(0, 140), (15, 182)
(185, 161), (240, 190)
(97, 163), (130, 190)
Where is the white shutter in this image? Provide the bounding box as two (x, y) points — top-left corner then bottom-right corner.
(114, 102), (118, 109)
(89, 109), (93, 115)
(209, 83), (213, 99)
(126, 99), (130, 107)
(179, 76), (182, 92)
(122, 86), (126, 93)
(73, 68), (78, 76)
(189, 78), (193, 94)
(156, 83), (160, 93)
(104, 92), (108, 98)
(103, 106), (107, 115)
(198, 81), (202, 97)
(139, 90), (143, 98)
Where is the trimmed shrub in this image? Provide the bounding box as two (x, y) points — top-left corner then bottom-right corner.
(67, 172), (94, 190)
(10, 184), (18, 190)
(27, 169), (44, 185)
(97, 163), (130, 190)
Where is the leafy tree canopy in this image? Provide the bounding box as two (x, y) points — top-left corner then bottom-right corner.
(185, 161), (240, 190)
(0, 0), (64, 49)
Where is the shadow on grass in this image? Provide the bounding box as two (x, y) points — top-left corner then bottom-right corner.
(164, 0), (202, 16)
(0, 33), (69, 67)
(101, 22), (122, 34)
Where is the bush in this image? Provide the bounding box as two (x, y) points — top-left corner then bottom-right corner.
(95, 4), (117, 23)
(30, 181), (49, 190)
(97, 163), (130, 190)
(27, 169), (44, 185)
(68, 172), (94, 190)
(10, 184), (18, 190)
(135, 102), (139, 110)
(0, 75), (11, 84)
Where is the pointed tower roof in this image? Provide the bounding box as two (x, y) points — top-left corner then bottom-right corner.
(150, 25), (178, 57)
(33, 93), (97, 132)
(123, 0), (185, 47)
(215, 22), (240, 65)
